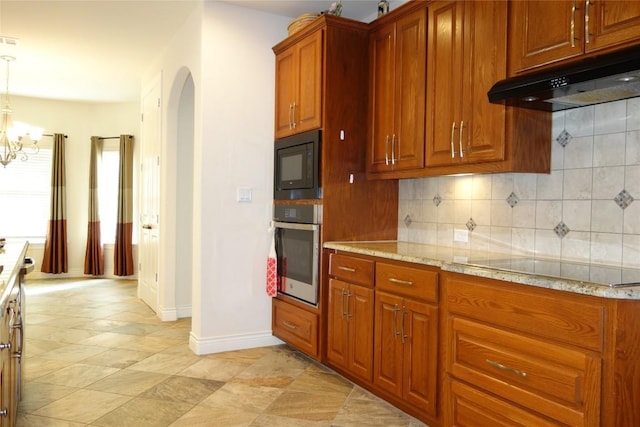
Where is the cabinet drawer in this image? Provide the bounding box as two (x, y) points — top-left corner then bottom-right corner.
(272, 299), (318, 358)
(444, 273), (604, 352)
(376, 262), (438, 302)
(449, 317), (600, 427)
(448, 380), (560, 427)
(329, 253), (374, 287)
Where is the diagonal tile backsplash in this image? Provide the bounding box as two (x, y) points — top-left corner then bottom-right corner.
(399, 98), (640, 269)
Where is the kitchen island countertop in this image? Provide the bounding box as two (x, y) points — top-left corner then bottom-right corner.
(0, 240), (29, 312)
(324, 240), (640, 300)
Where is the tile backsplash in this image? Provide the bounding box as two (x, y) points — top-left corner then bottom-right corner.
(398, 98), (640, 269)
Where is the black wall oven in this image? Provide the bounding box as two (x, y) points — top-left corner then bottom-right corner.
(274, 130), (321, 200)
(273, 204), (320, 306)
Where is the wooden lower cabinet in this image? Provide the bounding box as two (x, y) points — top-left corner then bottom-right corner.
(326, 253), (375, 381)
(443, 272), (603, 427)
(373, 290), (438, 414)
(324, 253), (440, 424)
(327, 279), (374, 381)
(272, 298), (319, 359)
(373, 261), (440, 417)
(321, 252), (640, 427)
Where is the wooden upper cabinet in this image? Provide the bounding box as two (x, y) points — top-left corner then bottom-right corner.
(426, 1), (507, 167)
(368, 7), (426, 174)
(274, 29), (323, 138)
(509, 0), (640, 76)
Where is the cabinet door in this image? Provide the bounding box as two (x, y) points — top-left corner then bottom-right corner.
(369, 24), (396, 173)
(348, 284), (374, 382)
(373, 291), (404, 396)
(587, 0), (640, 52)
(327, 279), (349, 370)
(403, 299), (438, 415)
(295, 30), (323, 134)
(508, 1), (584, 75)
(461, 0), (506, 164)
(425, 1), (464, 167)
(274, 45), (297, 138)
(393, 8), (426, 171)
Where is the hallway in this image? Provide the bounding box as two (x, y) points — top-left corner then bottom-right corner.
(17, 278), (427, 426)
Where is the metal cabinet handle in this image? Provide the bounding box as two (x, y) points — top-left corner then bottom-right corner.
(486, 358), (528, 377)
(338, 266), (356, 273)
(341, 288), (348, 318)
(391, 134), (396, 165)
(459, 121), (465, 158)
(385, 135), (390, 165)
(571, 0), (577, 48)
(393, 304), (401, 338)
(400, 306), (408, 344)
(283, 321), (297, 330)
(0, 343), (10, 350)
(288, 103), (294, 129)
(345, 291), (352, 320)
(291, 102), (297, 128)
(0, 409), (6, 417)
(388, 277), (413, 286)
(585, 0), (591, 44)
(450, 122), (457, 158)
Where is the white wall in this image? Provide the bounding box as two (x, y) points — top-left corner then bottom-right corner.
(10, 96), (140, 279)
(194, 2), (290, 353)
(399, 98), (640, 269)
(144, 2), (290, 353)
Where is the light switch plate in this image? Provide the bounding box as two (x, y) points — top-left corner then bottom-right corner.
(237, 187), (252, 203)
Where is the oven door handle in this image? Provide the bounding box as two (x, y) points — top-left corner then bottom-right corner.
(273, 221), (319, 231)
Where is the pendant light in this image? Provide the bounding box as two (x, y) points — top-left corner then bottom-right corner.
(0, 55), (42, 168)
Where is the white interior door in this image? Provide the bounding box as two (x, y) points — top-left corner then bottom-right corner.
(138, 79), (161, 312)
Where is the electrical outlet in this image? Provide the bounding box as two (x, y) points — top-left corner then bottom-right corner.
(454, 228), (469, 243)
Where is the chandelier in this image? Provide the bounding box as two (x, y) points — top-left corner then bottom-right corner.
(0, 55), (42, 168)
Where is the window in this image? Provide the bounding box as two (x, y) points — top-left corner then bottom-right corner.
(98, 143), (120, 244)
(0, 147), (52, 239)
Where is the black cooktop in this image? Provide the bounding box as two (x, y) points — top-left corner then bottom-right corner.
(465, 257), (640, 288)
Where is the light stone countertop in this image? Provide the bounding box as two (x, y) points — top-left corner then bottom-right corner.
(324, 241), (640, 300)
(0, 239), (29, 314)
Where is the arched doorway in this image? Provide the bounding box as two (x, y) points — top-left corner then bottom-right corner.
(174, 73), (195, 316)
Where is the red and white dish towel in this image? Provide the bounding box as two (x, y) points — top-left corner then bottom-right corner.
(266, 227), (277, 297)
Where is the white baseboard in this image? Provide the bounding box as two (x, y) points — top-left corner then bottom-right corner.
(155, 304), (191, 321)
(156, 305), (178, 322)
(175, 305), (192, 318)
(188, 331), (283, 355)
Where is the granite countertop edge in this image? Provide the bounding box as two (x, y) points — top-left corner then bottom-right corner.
(324, 241), (640, 300)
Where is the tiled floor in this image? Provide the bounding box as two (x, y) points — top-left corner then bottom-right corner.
(17, 278), (427, 426)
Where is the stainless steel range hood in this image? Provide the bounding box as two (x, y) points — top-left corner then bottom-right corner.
(488, 45), (640, 111)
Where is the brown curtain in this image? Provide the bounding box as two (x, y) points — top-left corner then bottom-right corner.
(41, 133), (68, 274)
(114, 135), (134, 276)
(84, 136), (104, 275)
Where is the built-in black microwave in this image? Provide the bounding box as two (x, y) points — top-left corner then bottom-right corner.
(274, 129), (321, 200)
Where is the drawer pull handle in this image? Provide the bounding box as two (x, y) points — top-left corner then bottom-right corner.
(338, 266), (356, 273)
(486, 359), (527, 377)
(283, 321), (297, 330)
(388, 278), (413, 286)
